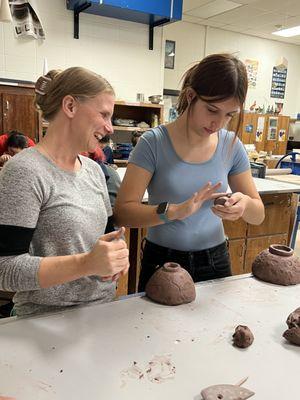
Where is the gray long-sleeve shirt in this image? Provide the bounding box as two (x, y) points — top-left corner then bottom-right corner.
(0, 147), (115, 316)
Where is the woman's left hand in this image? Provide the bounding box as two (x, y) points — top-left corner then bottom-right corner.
(211, 192), (249, 221)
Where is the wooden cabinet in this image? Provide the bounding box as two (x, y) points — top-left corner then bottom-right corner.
(228, 113), (289, 155)
(0, 84), (40, 142)
(227, 239), (246, 275)
(224, 193), (294, 277)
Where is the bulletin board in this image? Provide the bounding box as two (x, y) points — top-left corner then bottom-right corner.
(270, 66), (287, 99)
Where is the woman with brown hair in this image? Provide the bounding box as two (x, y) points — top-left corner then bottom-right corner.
(114, 53), (264, 291)
(0, 67), (129, 316)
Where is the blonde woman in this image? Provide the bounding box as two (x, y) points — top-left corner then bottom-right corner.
(0, 67), (129, 316)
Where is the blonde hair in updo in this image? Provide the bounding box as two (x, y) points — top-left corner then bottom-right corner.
(34, 67), (115, 122)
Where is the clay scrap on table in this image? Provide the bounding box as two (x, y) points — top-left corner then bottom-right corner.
(201, 383), (254, 400)
(145, 262), (196, 306)
(283, 307), (300, 346)
(232, 325), (254, 348)
(252, 244), (300, 286)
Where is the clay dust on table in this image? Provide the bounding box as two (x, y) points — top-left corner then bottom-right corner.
(121, 354), (176, 386)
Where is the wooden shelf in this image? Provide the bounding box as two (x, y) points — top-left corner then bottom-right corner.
(113, 125), (149, 132)
(115, 100), (163, 109)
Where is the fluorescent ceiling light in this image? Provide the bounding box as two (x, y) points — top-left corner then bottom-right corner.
(272, 25), (300, 37)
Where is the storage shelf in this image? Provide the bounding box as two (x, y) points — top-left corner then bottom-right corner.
(113, 125), (149, 132)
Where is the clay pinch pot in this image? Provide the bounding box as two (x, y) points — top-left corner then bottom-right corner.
(145, 262), (196, 306)
(252, 244), (300, 286)
(214, 193), (232, 206)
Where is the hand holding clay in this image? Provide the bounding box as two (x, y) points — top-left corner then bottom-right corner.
(84, 227), (129, 280)
(211, 192), (249, 221)
(167, 181), (222, 221)
(232, 325), (254, 348)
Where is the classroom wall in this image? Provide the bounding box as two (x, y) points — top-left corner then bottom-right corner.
(163, 22), (300, 117)
(0, 0), (164, 103)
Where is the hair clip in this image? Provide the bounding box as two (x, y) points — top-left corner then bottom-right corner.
(35, 75), (52, 96)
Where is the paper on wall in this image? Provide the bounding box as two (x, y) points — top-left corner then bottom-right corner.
(9, 0), (45, 39)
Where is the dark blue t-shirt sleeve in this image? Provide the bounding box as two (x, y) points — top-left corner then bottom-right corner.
(128, 130), (157, 174)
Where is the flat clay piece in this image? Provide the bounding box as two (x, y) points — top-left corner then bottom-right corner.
(214, 193), (231, 206)
(283, 307), (300, 346)
(252, 244), (300, 286)
(232, 325), (254, 348)
(201, 384), (254, 400)
(145, 262), (196, 306)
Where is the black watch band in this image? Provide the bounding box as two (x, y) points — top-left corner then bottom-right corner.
(156, 202), (171, 223)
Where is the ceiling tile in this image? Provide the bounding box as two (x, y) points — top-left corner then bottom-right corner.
(183, 0), (214, 12)
(206, 5), (264, 24)
(185, 0), (242, 19)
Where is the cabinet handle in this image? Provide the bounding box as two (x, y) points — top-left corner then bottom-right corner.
(5, 100), (9, 112)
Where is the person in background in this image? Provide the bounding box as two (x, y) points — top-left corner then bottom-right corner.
(114, 53), (265, 291)
(0, 67), (129, 316)
(98, 134), (114, 165)
(0, 130), (35, 155)
(131, 131), (142, 147)
(0, 132), (29, 166)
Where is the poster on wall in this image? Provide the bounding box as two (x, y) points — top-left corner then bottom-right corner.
(9, 0), (45, 39)
(270, 66), (287, 99)
(164, 40), (175, 69)
(245, 59), (258, 89)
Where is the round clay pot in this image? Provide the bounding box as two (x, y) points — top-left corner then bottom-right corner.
(145, 262), (196, 306)
(252, 244), (300, 286)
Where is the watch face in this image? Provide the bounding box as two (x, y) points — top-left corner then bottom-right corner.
(157, 202), (168, 214)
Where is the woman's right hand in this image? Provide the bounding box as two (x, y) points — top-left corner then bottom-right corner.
(84, 227), (129, 280)
(167, 181), (222, 221)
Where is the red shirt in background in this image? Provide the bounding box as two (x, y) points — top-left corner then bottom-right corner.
(0, 134), (35, 155)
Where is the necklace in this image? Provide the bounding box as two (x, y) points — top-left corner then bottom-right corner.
(38, 144), (80, 171)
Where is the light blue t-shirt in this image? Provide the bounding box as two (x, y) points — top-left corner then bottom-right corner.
(129, 125), (250, 251)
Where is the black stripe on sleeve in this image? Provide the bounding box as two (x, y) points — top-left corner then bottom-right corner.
(105, 215), (115, 234)
(0, 225), (35, 256)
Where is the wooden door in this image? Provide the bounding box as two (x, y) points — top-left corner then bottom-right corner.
(254, 114), (267, 152)
(2, 93), (38, 141)
(276, 115), (289, 155)
(264, 116), (279, 154)
(240, 113), (258, 144)
(228, 239), (245, 275)
(244, 233), (288, 273)
(248, 193), (291, 237)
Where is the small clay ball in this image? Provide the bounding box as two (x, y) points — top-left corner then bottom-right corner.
(232, 325), (254, 348)
(214, 193), (231, 206)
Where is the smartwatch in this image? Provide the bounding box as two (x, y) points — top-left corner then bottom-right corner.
(156, 202), (171, 223)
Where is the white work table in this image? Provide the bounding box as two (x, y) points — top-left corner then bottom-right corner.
(117, 167), (300, 198)
(0, 275), (299, 399)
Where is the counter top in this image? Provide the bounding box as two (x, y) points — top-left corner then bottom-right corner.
(0, 275), (299, 399)
(116, 168), (300, 197)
